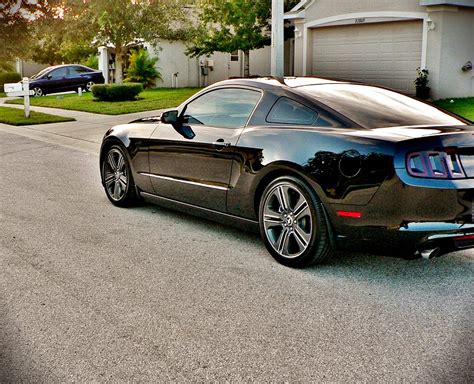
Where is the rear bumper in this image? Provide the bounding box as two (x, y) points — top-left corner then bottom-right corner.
(336, 222), (474, 255)
(407, 222), (474, 250)
(328, 174), (473, 255)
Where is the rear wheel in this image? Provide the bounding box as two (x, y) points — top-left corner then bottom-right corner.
(101, 145), (138, 207)
(259, 176), (332, 268)
(85, 81), (95, 92)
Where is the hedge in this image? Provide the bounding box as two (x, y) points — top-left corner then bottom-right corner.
(0, 72), (22, 91)
(92, 83), (143, 101)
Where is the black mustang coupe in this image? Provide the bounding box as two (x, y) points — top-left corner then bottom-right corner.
(100, 77), (474, 267)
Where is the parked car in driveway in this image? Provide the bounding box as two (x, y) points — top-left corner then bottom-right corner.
(29, 64), (105, 97)
(99, 77), (474, 268)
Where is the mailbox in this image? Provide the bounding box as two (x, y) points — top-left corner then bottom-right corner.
(4, 82), (23, 94)
(4, 81), (33, 97)
(4, 78), (32, 118)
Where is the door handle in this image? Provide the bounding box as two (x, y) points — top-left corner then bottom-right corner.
(212, 138), (231, 148)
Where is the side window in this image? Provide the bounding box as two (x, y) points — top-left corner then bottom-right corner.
(267, 97), (344, 127)
(70, 66), (83, 75)
(75, 66), (92, 73)
(267, 97), (318, 125)
(183, 88), (261, 129)
(50, 67), (68, 79)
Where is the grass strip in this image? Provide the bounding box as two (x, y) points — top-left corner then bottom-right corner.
(0, 106), (75, 126)
(434, 97), (474, 122)
(5, 88), (201, 115)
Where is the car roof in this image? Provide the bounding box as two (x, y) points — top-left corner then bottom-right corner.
(44, 64), (93, 71)
(212, 76), (355, 90)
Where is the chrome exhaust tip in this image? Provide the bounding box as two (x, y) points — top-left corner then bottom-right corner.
(420, 247), (441, 260)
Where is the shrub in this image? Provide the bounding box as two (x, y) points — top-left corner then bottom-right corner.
(414, 67), (429, 88)
(125, 49), (161, 88)
(0, 72), (22, 91)
(92, 83), (143, 101)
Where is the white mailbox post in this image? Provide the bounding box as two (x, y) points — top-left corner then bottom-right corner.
(4, 77), (33, 118)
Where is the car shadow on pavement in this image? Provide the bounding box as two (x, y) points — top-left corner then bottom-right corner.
(132, 202), (473, 285)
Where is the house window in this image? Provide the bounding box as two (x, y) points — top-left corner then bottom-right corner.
(230, 50), (239, 62)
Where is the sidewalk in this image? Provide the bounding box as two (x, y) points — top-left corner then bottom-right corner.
(0, 97), (164, 155)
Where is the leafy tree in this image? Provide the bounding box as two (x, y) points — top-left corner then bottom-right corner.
(82, 54), (99, 70)
(30, 17), (72, 65)
(58, 0), (186, 83)
(0, 1), (92, 68)
(0, 0), (61, 71)
(125, 49), (161, 88)
(29, 1), (185, 81)
(187, 0), (298, 77)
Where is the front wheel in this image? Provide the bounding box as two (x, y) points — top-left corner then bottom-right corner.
(101, 145), (138, 207)
(259, 176), (332, 268)
(32, 87), (43, 97)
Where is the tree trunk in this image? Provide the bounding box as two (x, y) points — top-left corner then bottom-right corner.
(243, 50), (250, 78)
(115, 46), (123, 84)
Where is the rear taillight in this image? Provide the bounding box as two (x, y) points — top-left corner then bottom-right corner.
(406, 151), (466, 179)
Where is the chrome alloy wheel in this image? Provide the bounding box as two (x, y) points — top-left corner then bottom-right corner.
(262, 182), (313, 258)
(103, 148), (128, 201)
(86, 81), (95, 92)
(32, 87), (43, 97)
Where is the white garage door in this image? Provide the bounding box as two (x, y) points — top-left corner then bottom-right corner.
(311, 20), (422, 94)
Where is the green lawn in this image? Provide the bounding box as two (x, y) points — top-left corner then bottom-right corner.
(0, 106), (75, 126)
(435, 97), (474, 122)
(0, 92), (6, 97)
(5, 87), (201, 115)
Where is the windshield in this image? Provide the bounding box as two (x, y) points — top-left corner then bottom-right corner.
(31, 67), (53, 79)
(297, 84), (466, 129)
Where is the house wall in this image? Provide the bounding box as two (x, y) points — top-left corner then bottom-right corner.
(147, 41), (200, 88)
(426, 6), (474, 98)
(303, 0), (423, 20)
(15, 60), (48, 77)
(147, 41), (272, 88)
(250, 46), (271, 76)
(293, 0), (427, 76)
(291, 0), (474, 98)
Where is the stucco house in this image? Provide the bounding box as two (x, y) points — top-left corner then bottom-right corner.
(285, 0), (474, 98)
(97, 43), (275, 88)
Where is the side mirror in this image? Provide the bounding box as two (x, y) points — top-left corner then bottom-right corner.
(161, 110), (178, 124)
(47, 74), (52, 80)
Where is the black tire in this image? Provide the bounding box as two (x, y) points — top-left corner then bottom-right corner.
(101, 145), (138, 207)
(258, 176), (332, 268)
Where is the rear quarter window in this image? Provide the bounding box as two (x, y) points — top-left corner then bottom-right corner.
(266, 97), (344, 127)
(267, 97), (317, 125)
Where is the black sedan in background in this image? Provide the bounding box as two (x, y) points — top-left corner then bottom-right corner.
(100, 77), (474, 268)
(29, 64), (105, 96)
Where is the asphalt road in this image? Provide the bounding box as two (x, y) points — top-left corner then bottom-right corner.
(1, 130), (473, 382)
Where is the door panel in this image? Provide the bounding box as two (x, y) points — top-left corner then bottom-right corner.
(67, 66), (86, 91)
(147, 87), (262, 212)
(45, 67), (70, 93)
(148, 124), (242, 212)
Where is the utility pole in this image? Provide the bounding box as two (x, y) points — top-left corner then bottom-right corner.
(271, 0), (284, 77)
